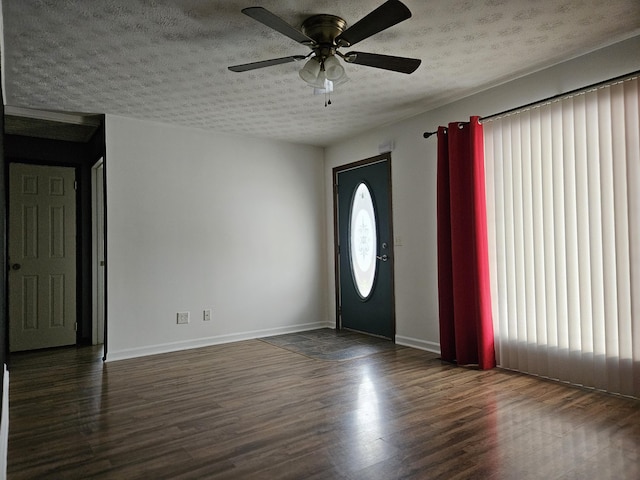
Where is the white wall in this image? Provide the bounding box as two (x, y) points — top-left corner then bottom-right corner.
(324, 35), (640, 353)
(105, 117), (327, 360)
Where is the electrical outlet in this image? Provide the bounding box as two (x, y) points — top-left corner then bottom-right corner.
(177, 312), (190, 324)
(203, 309), (212, 321)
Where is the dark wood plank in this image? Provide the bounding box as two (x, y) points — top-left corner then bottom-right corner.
(8, 339), (640, 479)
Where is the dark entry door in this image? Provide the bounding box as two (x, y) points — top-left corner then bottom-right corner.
(335, 155), (394, 339)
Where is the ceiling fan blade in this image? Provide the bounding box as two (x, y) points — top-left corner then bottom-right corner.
(242, 7), (315, 45)
(344, 51), (421, 74)
(335, 0), (411, 47)
(228, 55), (307, 72)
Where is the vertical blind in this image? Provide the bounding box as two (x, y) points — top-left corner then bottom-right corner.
(483, 75), (639, 398)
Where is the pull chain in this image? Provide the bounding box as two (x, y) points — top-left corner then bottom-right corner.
(325, 91), (332, 107)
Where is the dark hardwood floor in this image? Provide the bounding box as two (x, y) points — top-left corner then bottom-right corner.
(8, 337), (640, 479)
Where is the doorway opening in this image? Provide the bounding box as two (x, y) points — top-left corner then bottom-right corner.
(4, 108), (106, 358)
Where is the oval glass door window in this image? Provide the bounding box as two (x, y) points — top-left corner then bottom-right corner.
(350, 182), (377, 299)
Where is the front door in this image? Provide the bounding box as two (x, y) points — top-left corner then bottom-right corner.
(8, 163), (77, 351)
(335, 155), (395, 339)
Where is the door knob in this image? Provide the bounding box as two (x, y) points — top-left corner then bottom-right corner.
(11, 263), (21, 271)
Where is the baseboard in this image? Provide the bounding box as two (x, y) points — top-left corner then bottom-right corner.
(106, 322), (332, 362)
(395, 335), (441, 354)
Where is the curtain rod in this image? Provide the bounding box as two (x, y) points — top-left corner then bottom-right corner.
(423, 69), (640, 139)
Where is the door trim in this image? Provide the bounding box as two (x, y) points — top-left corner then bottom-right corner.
(332, 153), (396, 337)
(91, 159), (105, 346)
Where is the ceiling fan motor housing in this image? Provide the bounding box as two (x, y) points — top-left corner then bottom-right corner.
(301, 14), (348, 58)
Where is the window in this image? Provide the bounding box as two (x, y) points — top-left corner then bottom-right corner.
(484, 75), (639, 397)
(350, 182), (377, 299)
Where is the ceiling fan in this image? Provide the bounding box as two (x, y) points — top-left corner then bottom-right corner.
(228, 0), (421, 94)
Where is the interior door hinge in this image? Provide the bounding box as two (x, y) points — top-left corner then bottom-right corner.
(74, 322), (78, 332)
(74, 180), (78, 191)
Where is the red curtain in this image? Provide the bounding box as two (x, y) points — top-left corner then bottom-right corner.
(437, 116), (495, 370)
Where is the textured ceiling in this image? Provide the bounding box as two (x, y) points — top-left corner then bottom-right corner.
(3, 0), (640, 146)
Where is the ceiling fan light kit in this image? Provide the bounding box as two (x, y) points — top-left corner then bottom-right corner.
(299, 56), (347, 89)
(229, 0), (421, 104)
(299, 58), (321, 83)
(322, 55), (345, 81)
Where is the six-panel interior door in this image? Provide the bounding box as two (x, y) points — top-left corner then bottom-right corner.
(9, 163), (77, 352)
(336, 157), (395, 339)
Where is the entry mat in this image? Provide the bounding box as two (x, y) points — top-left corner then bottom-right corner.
(259, 328), (404, 361)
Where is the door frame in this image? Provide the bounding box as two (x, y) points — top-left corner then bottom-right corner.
(332, 153), (396, 337)
(91, 158), (105, 346)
